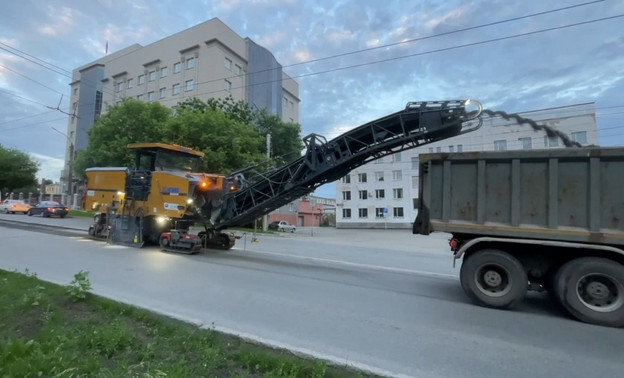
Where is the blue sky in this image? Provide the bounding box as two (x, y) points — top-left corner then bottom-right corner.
(1, 0), (623, 198)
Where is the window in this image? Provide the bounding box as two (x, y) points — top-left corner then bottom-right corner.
(572, 131), (587, 145)
(358, 173), (367, 183)
(413, 198), (419, 209)
(235, 64), (242, 74)
(137, 93), (144, 101)
(494, 140), (508, 151)
(519, 137), (532, 149)
(457, 144), (463, 152)
(148, 70), (156, 81)
(392, 170), (402, 181)
(342, 175), (351, 184)
(185, 79), (194, 92)
(160, 67), (168, 78)
(411, 176), (418, 189)
(289, 100), (294, 109)
(428, 147), (434, 153)
(174, 62), (182, 73)
(147, 91), (155, 102)
(449, 145), (455, 152)
(359, 190), (368, 200)
(544, 136), (559, 147)
(225, 57), (232, 70)
(393, 152), (402, 162)
(393, 188), (403, 199)
(375, 208), (385, 218)
(342, 208), (351, 218)
(342, 191), (351, 200)
(127, 78), (134, 88)
(138, 74), (145, 85)
(186, 57), (195, 69)
(375, 189), (385, 199)
(73, 87), (78, 96)
(224, 80), (232, 91)
(436, 147), (442, 152)
(159, 87), (167, 98)
(375, 171), (384, 182)
(411, 157), (418, 169)
(172, 83), (181, 95)
(358, 208), (368, 218)
(116, 81), (124, 92)
(289, 203), (295, 212)
(393, 207), (404, 217)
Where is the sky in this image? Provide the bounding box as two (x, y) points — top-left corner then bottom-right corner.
(1, 0), (623, 198)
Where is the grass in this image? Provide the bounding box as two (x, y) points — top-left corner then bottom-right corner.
(0, 269), (375, 378)
(68, 209), (95, 218)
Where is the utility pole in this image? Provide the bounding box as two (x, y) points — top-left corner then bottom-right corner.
(262, 134), (271, 231)
(52, 127), (74, 196)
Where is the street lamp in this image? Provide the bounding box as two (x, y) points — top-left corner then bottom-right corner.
(52, 127), (75, 196)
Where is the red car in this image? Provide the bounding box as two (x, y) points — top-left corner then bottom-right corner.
(27, 201), (69, 218)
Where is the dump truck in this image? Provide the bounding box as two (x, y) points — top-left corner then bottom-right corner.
(413, 147), (624, 327)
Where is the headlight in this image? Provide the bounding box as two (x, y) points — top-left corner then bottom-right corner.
(156, 216), (169, 224)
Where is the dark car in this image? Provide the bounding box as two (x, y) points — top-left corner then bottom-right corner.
(27, 201), (69, 218)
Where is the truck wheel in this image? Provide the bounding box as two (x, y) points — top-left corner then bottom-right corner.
(555, 257), (624, 327)
(460, 249), (527, 309)
(159, 236), (170, 250)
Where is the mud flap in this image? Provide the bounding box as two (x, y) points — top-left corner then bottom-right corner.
(110, 214), (145, 248)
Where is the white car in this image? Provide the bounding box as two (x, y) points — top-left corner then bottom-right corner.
(269, 220), (296, 232)
(0, 199), (31, 214)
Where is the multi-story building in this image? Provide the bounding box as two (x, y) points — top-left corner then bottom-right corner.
(268, 195), (336, 227)
(61, 17), (299, 195)
(336, 102), (598, 229)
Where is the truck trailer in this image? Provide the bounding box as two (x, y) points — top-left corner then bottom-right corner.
(414, 147), (624, 327)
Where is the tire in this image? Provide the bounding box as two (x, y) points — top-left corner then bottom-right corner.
(27, 211), (33, 216)
(290, 228), (295, 233)
(460, 249), (528, 309)
(555, 257), (624, 327)
(159, 236), (170, 250)
(3, 209), (8, 214)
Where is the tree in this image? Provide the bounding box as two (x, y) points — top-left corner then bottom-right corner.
(252, 109), (304, 166)
(0, 144), (39, 195)
(73, 99), (171, 177)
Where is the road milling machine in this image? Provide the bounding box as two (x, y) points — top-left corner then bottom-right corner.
(85, 99), (485, 253)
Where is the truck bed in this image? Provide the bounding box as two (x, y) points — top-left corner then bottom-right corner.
(416, 147), (624, 246)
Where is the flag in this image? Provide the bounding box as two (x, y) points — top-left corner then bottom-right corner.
(105, 41), (108, 55)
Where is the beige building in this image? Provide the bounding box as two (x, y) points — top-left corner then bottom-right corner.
(61, 17), (299, 194)
(336, 102), (599, 229)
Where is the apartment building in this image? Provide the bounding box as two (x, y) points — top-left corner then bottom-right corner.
(335, 102), (598, 229)
(61, 17), (299, 194)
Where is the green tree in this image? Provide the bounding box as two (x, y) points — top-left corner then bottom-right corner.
(252, 109), (304, 166)
(0, 145), (39, 195)
(73, 99), (171, 177)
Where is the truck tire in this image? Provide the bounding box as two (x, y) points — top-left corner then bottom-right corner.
(460, 249), (527, 309)
(555, 257), (624, 327)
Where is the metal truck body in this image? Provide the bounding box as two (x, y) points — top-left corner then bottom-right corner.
(414, 147), (624, 327)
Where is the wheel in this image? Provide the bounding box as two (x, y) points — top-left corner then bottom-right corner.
(279, 228), (284, 232)
(290, 229), (295, 233)
(3, 208), (8, 214)
(60, 214), (66, 218)
(555, 257), (624, 327)
(27, 211), (33, 216)
(460, 249), (528, 309)
(159, 236), (170, 249)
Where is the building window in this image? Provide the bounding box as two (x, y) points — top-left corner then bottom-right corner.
(449, 145), (455, 152)
(159, 87), (167, 98)
(289, 203), (295, 212)
(393, 207), (404, 217)
(160, 67), (168, 78)
(393, 188), (403, 199)
(358, 208), (368, 218)
(544, 136), (559, 147)
(375, 157), (385, 164)
(289, 100), (294, 109)
(224, 79), (232, 91)
(572, 131), (587, 145)
(436, 147), (442, 152)
(225, 57), (232, 70)
(186, 79), (194, 91)
(519, 137), (532, 149)
(342, 208), (351, 219)
(147, 91), (155, 102)
(73, 87), (78, 96)
(411, 176), (418, 189)
(342, 191), (351, 200)
(359, 190), (368, 200)
(174, 62), (182, 73)
(411, 157), (418, 169)
(392, 170), (402, 181)
(428, 147), (434, 153)
(234, 64), (242, 74)
(138, 74), (145, 85)
(116, 81), (124, 92)
(375, 189), (385, 199)
(375, 171), (384, 182)
(148, 70), (156, 81)
(457, 144), (463, 152)
(342, 175), (351, 184)
(137, 93), (144, 101)
(172, 83), (181, 95)
(413, 198), (419, 209)
(393, 152), (402, 162)
(186, 57), (195, 69)
(375, 208), (385, 218)
(494, 140), (508, 151)
(127, 78), (134, 88)
(358, 173), (367, 183)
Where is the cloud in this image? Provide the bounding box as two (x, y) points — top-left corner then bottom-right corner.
(31, 153), (64, 182)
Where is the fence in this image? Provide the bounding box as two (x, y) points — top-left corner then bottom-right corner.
(1, 191), (83, 210)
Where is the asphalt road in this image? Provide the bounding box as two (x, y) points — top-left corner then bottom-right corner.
(1, 213), (623, 378)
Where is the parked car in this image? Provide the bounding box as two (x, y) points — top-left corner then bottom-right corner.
(27, 201), (69, 218)
(0, 199), (31, 214)
(269, 220), (296, 232)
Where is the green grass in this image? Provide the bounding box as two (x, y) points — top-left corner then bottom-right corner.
(68, 209), (95, 218)
(0, 269), (374, 378)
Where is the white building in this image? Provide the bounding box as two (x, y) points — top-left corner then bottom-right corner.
(61, 17), (299, 195)
(335, 102), (598, 229)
